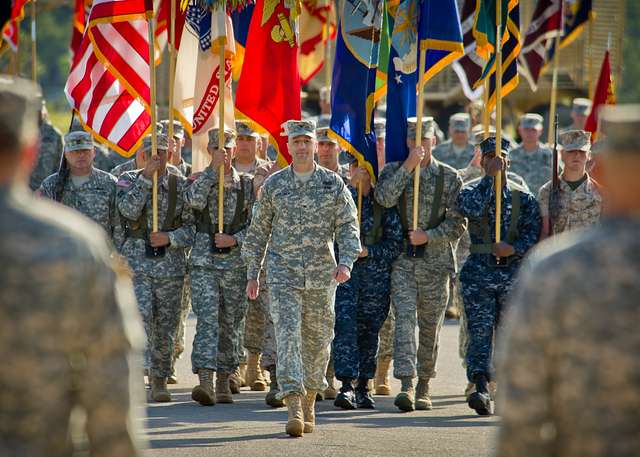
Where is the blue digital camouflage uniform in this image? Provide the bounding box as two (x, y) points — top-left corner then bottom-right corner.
(456, 175), (541, 382)
(332, 186), (403, 382)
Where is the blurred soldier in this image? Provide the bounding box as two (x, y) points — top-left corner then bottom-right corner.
(162, 120), (192, 177)
(375, 117), (466, 412)
(538, 130), (603, 238)
(117, 133), (195, 403)
(333, 156), (403, 410)
(497, 104), (640, 457)
(0, 76), (144, 457)
(242, 119), (360, 437)
(29, 100), (63, 191)
(39, 130), (119, 241)
(564, 97), (592, 131)
(317, 126), (349, 183)
(184, 128), (254, 406)
(433, 113), (475, 169)
(509, 113), (553, 194)
(456, 137), (541, 416)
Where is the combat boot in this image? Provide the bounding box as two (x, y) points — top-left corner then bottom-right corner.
(265, 368), (284, 408)
(302, 389), (317, 433)
(284, 393), (304, 437)
(324, 370), (337, 400)
(464, 382), (476, 400)
(191, 369), (215, 406)
(238, 362), (248, 387)
(374, 356), (392, 395)
(415, 378), (432, 410)
(246, 352), (268, 391)
(229, 367), (242, 394)
(334, 381), (356, 410)
(468, 374), (492, 416)
(151, 376), (171, 403)
(355, 378), (375, 409)
(215, 372), (234, 404)
(394, 377), (415, 412)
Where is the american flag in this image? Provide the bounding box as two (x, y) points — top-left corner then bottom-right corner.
(65, 0), (154, 157)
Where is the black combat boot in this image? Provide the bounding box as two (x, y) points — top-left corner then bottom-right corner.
(468, 374), (492, 416)
(355, 378), (375, 409)
(334, 380), (356, 410)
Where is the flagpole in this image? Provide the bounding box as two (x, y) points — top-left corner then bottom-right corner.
(218, 42), (226, 234)
(412, 47), (427, 231)
(324, 7), (332, 93)
(494, 0), (503, 244)
(546, 34), (561, 145)
(168, 0), (177, 139)
(483, 79), (490, 138)
(147, 14), (159, 233)
(31, 0), (37, 82)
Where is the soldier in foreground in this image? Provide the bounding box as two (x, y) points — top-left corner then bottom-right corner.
(456, 137), (541, 416)
(497, 104), (640, 457)
(0, 76), (144, 456)
(242, 120), (360, 437)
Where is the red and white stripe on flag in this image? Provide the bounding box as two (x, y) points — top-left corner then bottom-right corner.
(65, 0), (154, 157)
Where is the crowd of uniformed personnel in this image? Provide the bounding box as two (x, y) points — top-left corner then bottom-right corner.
(3, 74), (639, 455)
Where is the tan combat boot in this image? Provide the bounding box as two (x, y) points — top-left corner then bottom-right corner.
(151, 377), (171, 403)
(216, 372), (234, 404)
(415, 378), (432, 410)
(265, 369), (285, 408)
(229, 367), (242, 394)
(284, 393), (304, 437)
(394, 377), (415, 412)
(324, 363), (337, 400)
(238, 362), (248, 387)
(374, 356), (392, 396)
(302, 390), (317, 433)
(246, 352), (268, 391)
(191, 369), (215, 406)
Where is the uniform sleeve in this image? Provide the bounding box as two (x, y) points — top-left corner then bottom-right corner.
(334, 181), (361, 271)
(456, 176), (494, 218)
(183, 167), (216, 211)
(496, 265), (557, 457)
(537, 182), (551, 218)
(512, 193), (542, 257)
(426, 174), (467, 243)
(241, 182), (274, 280)
(366, 206), (403, 264)
(374, 162), (410, 208)
(116, 173), (150, 221)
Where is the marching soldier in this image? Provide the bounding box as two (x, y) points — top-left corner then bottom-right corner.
(538, 130), (603, 238)
(316, 126), (349, 183)
(375, 117), (466, 412)
(39, 131), (119, 241)
(433, 112), (475, 169)
(29, 101), (63, 191)
(184, 128), (254, 406)
(564, 97), (592, 131)
(162, 120), (192, 177)
(456, 137), (541, 416)
(508, 113), (553, 194)
(117, 133), (195, 403)
(497, 104), (640, 457)
(332, 156), (403, 410)
(1, 76), (144, 457)
(242, 119), (360, 437)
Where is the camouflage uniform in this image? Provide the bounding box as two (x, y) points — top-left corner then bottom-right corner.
(29, 121), (63, 191)
(433, 140), (476, 170)
(241, 164), (360, 397)
(117, 159), (195, 377)
(175, 159), (193, 178)
(332, 186), (403, 381)
(111, 159), (140, 178)
(375, 159), (466, 381)
(508, 143), (553, 195)
(185, 163), (254, 375)
(538, 177), (602, 234)
(377, 307), (395, 359)
(456, 139), (541, 388)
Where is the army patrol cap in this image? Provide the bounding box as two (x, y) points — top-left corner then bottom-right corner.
(374, 118), (386, 138)
(0, 76), (42, 153)
(470, 124), (496, 145)
(282, 119), (317, 139)
(208, 127), (237, 148)
(572, 98), (592, 115)
(599, 104), (640, 153)
(407, 116), (435, 139)
(141, 133), (169, 153)
(479, 136), (511, 156)
(160, 119), (185, 139)
(520, 113), (544, 130)
(449, 113), (471, 132)
(64, 131), (94, 152)
(316, 126), (338, 145)
(235, 120), (260, 139)
(560, 129), (591, 152)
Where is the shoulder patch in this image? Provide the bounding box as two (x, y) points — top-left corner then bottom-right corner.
(117, 178), (132, 188)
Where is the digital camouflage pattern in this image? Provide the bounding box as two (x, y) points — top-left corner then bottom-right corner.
(29, 121), (63, 191)
(111, 159), (139, 178)
(332, 188), (403, 381)
(375, 159), (466, 379)
(538, 176), (602, 234)
(0, 186), (144, 457)
(508, 143), (553, 194)
(433, 140), (476, 170)
(497, 217), (640, 457)
(377, 307), (395, 360)
(456, 176), (541, 382)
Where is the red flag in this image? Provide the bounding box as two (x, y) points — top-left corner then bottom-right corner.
(235, 0), (301, 166)
(298, 0), (335, 85)
(585, 50), (616, 141)
(1, 0), (29, 53)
